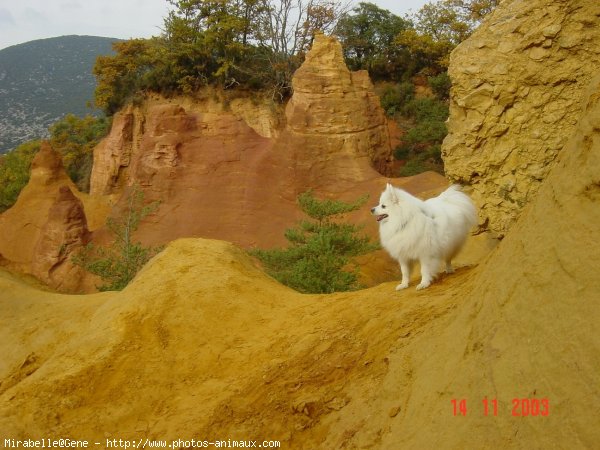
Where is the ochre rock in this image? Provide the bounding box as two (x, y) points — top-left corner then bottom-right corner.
(1, 72), (598, 447)
(89, 108), (136, 195)
(286, 33), (393, 183)
(0, 142), (74, 268)
(88, 35), (426, 252)
(89, 97), (282, 198)
(30, 186), (91, 292)
(29, 141), (65, 185)
(443, 0), (600, 236)
(89, 96), (291, 248)
(0, 142), (109, 284)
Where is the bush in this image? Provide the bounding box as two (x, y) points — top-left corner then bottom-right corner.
(388, 90), (449, 176)
(250, 191), (379, 294)
(0, 140), (41, 212)
(393, 144), (411, 160)
(401, 97), (449, 122)
(49, 114), (111, 192)
(428, 72), (451, 100)
(380, 82), (415, 116)
(425, 144), (443, 164)
(398, 158), (429, 177)
(72, 185), (163, 291)
(404, 119), (447, 146)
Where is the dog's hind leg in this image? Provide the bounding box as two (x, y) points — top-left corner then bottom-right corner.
(396, 260), (411, 290)
(416, 258), (439, 290)
(445, 260), (454, 274)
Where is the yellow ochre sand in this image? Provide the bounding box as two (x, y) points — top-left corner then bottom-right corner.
(1, 73), (599, 447)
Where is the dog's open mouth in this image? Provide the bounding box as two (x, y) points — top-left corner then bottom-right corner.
(376, 214), (388, 222)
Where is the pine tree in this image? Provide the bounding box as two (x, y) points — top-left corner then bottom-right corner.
(251, 191), (378, 294)
(72, 185), (163, 291)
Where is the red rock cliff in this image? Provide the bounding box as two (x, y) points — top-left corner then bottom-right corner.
(88, 34), (424, 251)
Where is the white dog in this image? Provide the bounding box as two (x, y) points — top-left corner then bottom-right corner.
(371, 183), (477, 290)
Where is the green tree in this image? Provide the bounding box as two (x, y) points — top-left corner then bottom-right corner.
(393, 96), (449, 176)
(72, 186), (163, 291)
(379, 81), (415, 116)
(0, 140), (40, 212)
(415, 0), (498, 44)
(335, 2), (411, 80)
(396, 0), (498, 73)
(395, 28), (455, 73)
(164, 0), (261, 84)
(94, 39), (167, 115)
(49, 114), (111, 192)
(428, 72), (451, 100)
(251, 191), (378, 294)
(94, 0), (352, 111)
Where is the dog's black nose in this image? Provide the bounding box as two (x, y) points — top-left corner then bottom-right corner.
(370, 207), (375, 213)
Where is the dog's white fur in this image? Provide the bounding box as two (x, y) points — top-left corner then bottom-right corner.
(371, 183), (477, 290)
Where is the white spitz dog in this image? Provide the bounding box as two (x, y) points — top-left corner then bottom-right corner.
(371, 183), (477, 290)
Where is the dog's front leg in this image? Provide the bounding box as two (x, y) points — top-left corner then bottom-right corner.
(396, 260), (410, 290)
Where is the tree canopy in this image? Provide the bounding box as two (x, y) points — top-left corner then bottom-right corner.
(0, 140), (40, 212)
(334, 2), (411, 80)
(335, 0), (497, 77)
(94, 0), (351, 114)
(93, 0), (497, 114)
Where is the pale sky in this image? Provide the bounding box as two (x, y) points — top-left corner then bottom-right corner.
(0, 0), (430, 50)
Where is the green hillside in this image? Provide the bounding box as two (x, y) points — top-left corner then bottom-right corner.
(0, 35), (118, 154)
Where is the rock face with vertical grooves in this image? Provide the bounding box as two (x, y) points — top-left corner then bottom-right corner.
(0, 142), (109, 291)
(31, 186), (91, 292)
(0, 142), (75, 268)
(285, 33), (393, 182)
(443, 0), (600, 236)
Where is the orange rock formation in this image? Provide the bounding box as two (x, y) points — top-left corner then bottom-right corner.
(0, 142), (109, 290)
(31, 185), (90, 292)
(88, 34), (445, 251)
(0, 35), (449, 292)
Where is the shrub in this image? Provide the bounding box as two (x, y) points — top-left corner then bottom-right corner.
(0, 140), (41, 212)
(428, 72), (451, 100)
(49, 114), (111, 192)
(72, 185), (163, 291)
(398, 158), (429, 177)
(390, 91), (449, 176)
(401, 97), (449, 122)
(425, 144), (443, 164)
(404, 119), (447, 146)
(250, 191), (378, 294)
(393, 144), (411, 160)
(380, 82), (415, 116)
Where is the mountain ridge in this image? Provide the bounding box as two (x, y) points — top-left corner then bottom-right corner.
(0, 35), (119, 153)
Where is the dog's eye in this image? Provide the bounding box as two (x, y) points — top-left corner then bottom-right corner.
(381, 204), (386, 209)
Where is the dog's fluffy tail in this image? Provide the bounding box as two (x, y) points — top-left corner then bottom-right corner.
(438, 184), (478, 229)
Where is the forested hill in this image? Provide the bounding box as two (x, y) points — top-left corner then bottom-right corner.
(0, 35), (118, 154)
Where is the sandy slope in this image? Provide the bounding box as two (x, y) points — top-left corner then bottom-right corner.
(1, 77), (599, 450)
(0, 238), (468, 448)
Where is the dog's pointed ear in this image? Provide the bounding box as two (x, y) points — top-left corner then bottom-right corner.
(386, 183), (399, 203)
